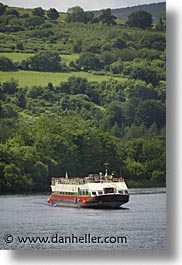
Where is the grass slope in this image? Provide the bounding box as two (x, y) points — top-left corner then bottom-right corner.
(0, 70), (125, 87)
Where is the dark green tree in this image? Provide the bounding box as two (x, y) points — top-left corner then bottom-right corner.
(130, 64), (160, 87)
(26, 51), (62, 72)
(156, 12), (166, 32)
(66, 6), (85, 23)
(16, 42), (24, 50)
(136, 99), (165, 129)
(84, 11), (95, 23)
(0, 3), (6, 15)
(0, 57), (17, 71)
(140, 33), (166, 51)
(24, 16), (45, 28)
(32, 7), (45, 17)
(127, 10), (153, 29)
(97, 8), (117, 25)
(47, 8), (59, 20)
(5, 8), (20, 17)
(76, 52), (102, 71)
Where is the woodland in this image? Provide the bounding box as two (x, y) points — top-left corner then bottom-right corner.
(0, 3), (166, 192)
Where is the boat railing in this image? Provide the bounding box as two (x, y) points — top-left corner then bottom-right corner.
(51, 176), (124, 185)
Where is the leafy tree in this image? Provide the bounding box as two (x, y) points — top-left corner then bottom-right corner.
(156, 12), (166, 32)
(1, 104), (18, 119)
(32, 7), (45, 17)
(66, 6), (94, 24)
(5, 8), (20, 17)
(97, 8), (117, 25)
(24, 16), (45, 28)
(102, 102), (124, 130)
(0, 56), (17, 71)
(110, 61), (123, 74)
(84, 11), (95, 23)
(112, 38), (127, 49)
(140, 33), (166, 51)
(60, 76), (88, 95)
(66, 6), (85, 23)
(1, 79), (19, 94)
(47, 8), (59, 20)
(0, 3), (6, 15)
(73, 39), (82, 53)
(32, 161), (49, 191)
(136, 99), (165, 129)
(16, 90), (27, 109)
(26, 51), (62, 72)
(3, 163), (33, 192)
(76, 52), (103, 71)
(16, 42), (24, 50)
(128, 80), (156, 100)
(127, 10), (153, 29)
(130, 63), (160, 87)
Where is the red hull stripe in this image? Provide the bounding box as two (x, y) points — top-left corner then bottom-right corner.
(51, 194), (92, 202)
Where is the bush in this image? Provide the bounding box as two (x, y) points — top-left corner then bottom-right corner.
(24, 51), (62, 72)
(110, 61), (123, 74)
(127, 10), (153, 29)
(0, 57), (17, 71)
(76, 52), (103, 71)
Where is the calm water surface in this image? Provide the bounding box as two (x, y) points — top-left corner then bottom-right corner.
(0, 188), (166, 250)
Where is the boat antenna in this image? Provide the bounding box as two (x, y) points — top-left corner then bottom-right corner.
(104, 162), (109, 176)
(65, 171), (68, 179)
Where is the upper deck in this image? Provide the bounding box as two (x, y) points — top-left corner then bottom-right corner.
(51, 174), (125, 186)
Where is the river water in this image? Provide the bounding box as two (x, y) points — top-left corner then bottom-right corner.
(0, 188), (166, 250)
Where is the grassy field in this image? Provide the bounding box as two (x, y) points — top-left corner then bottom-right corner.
(0, 52), (125, 87)
(0, 70), (124, 87)
(0, 52), (79, 65)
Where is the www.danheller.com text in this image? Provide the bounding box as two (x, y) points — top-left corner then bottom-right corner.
(3, 233), (128, 245)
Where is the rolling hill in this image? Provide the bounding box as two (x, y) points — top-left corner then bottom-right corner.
(94, 2), (166, 23)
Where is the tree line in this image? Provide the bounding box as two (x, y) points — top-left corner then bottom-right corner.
(0, 2), (165, 32)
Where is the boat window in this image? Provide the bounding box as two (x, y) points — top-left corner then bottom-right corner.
(92, 191), (96, 196)
(118, 190), (123, 194)
(104, 187), (114, 194)
(98, 191), (103, 195)
(124, 190), (128, 194)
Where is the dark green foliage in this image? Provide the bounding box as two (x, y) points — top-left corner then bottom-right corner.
(47, 8), (59, 20)
(32, 7), (45, 17)
(0, 56), (17, 71)
(24, 51), (62, 72)
(24, 16), (45, 28)
(140, 33), (166, 51)
(110, 61), (123, 74)
(127, 10), (153, 29)
(5, 8), (19, 17)
(97, 8), (117, 25)
(0, 4), (166, 192)
(16, 42), (24, 50)
(112, 38), (127, 49)
(76, 52), (103, 71)
(0, 3), (6, 15)
(155, 12), (166, 32)
(136, 99), (165, 129)
(66, 6), (94, 24)
(130, 63), (160, 86)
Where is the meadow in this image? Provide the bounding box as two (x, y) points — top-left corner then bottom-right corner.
(0, 52), (79, 65)
(0, 70), (124, 87)
(0, 52), (124, 86)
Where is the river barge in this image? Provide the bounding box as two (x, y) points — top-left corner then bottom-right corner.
(48, 171), (129, 209)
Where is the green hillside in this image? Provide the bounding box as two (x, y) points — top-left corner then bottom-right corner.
(0, 2), (166, 193)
